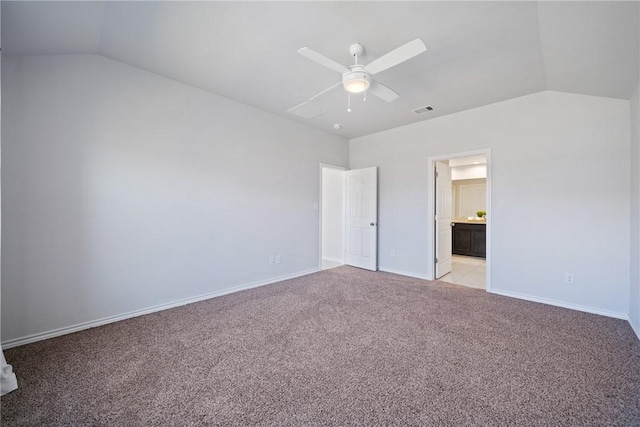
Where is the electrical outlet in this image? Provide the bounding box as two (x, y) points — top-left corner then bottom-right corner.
(269, 256), (275, 265)
(275, 255), (281, 264)
(564, 273), (575, 285)
(390, 250), (396, 257)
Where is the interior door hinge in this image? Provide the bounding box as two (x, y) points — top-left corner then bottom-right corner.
(435, 171), (439, 178)
(435, 257), (438, 263)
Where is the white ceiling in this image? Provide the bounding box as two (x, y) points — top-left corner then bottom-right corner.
(2, 1), (639, 139)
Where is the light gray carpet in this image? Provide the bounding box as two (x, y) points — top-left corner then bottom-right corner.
(2, 266), (639, 426)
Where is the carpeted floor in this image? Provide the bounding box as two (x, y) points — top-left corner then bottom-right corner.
(2, 266), (639, 426)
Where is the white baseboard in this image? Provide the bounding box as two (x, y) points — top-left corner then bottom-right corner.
(629, 313), (640, 341)
(6, 269), (636, 348)
(378, 268), (431, 281)
(322, 257), (344, 264)
(489, 288), (628, 320)
(1, 268), (319, 349)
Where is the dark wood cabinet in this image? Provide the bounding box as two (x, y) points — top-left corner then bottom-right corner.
(452, 223), (486, 258)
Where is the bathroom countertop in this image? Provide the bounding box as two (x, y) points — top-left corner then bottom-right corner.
(452, 218), (486, 224)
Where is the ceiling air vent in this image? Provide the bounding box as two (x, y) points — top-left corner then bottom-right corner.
(413, 105), (434, 114)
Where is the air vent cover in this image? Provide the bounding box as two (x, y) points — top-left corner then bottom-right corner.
(413, 105), (434, 114)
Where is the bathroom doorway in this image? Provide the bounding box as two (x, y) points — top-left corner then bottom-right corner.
(428, 150), (491, 290)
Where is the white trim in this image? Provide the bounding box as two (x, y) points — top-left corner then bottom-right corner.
(629, 313), (640, 341)
(1, 268), (319, 349)
(489, 288), (628, 320)
(322, 257), (344, 264)
(378, 267), (431, 281)
(318, 163), (347, 270)
(427, 149), (492, 292)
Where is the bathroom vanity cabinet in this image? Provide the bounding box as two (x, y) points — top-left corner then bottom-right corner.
(452, 222), (486, 258)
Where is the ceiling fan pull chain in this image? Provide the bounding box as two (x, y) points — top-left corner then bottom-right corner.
(347, 92), (352, 112)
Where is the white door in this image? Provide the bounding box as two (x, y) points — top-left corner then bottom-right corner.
(435, 162), (452, 278)
(345, 167), (378, 271)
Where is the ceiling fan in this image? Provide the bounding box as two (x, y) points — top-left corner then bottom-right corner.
(287, 38), (427, 119)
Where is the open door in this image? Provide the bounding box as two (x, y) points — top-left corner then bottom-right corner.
(345, 167), (378, 271)
(435, 162), (452, 278)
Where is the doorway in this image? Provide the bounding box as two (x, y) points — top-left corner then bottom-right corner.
(428, 150), (491, 291)
(319, 165), (379, 272)
(320, 165), (346, 270)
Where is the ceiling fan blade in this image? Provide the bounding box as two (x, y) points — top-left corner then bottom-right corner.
(287, 82), (342, 119)
(368, 80), (400, 102)
(366, 38), (427, 75)
(298, 47), (349, 74)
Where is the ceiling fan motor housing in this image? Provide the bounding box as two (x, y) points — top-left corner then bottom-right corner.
(343, 65), (371, 93)
(349, 43), (365, 57)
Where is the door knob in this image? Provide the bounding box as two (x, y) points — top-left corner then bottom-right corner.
(370, 222), (376, 226)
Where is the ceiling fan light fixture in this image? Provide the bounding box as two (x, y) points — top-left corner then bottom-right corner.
(344, 79), (369, 93)
(343, 70), (370, 93)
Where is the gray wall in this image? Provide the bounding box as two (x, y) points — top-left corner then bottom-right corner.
(350, 91), (631, 317)
(630, 83), (640, 336)
(1, 54), (348, 343)
(2, 54), (637, 344)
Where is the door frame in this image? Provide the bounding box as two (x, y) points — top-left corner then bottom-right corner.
(427, 149), (492, 291)
(319, 163), (347, 270)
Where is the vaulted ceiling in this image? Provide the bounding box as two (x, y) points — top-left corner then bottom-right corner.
(3, 1), (639, 138)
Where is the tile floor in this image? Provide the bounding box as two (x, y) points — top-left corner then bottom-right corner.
(322, 259), (343, 270)
(439, 255), (486, 289)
